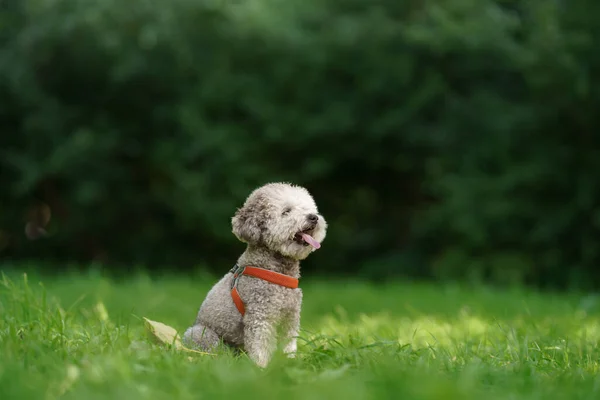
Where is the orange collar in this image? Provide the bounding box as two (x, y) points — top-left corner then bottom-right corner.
(229, 264), (299, 316)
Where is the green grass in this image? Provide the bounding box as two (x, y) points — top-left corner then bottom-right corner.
(2, 269), (600, 400)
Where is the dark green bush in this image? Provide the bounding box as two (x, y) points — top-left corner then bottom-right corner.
(1, 0), (599, 288)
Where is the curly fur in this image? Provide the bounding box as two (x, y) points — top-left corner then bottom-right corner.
(183, 182), (327, 367)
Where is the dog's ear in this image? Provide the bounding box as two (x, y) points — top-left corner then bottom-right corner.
(231, 205), (262, 244)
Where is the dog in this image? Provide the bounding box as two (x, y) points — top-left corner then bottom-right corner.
(183, 182), (327, 367)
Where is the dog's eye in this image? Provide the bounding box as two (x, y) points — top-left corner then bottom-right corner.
(282, 207), (292, 216)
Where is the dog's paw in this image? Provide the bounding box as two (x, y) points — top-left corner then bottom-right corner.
(283, 340), (297, 358)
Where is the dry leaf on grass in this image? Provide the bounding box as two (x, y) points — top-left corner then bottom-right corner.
(144, 317), (182, 348)
(143, 317), (215, 356)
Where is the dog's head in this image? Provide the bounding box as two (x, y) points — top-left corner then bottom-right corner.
(231, 182), (327, 260)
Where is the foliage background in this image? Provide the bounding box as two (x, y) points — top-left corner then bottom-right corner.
(1, 0), (600, 288)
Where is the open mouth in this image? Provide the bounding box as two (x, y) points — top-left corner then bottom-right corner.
(293, 228), (321, 249)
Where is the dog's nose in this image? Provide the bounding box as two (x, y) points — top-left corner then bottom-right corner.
(307, 214), (319, 223)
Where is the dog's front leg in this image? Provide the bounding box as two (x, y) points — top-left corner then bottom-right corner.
(243, 308), (277, 368)
(282, 305), (301, 358)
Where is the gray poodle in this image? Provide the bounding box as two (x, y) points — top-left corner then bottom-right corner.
(183, 182), (327, 367)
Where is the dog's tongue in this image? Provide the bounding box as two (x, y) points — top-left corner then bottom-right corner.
(301, 233), (321, 249)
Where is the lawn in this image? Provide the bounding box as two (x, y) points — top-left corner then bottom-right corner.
(1, 269), (600, 400)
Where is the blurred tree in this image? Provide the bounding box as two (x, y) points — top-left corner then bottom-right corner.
(0, 0), (599, 289)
